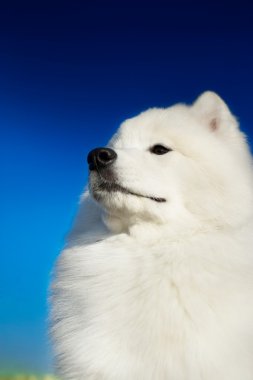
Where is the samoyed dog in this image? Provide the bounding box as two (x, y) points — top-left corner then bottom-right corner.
(51, 92), (253, 380)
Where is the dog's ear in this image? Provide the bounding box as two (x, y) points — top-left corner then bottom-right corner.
(192, 91), (238, 132)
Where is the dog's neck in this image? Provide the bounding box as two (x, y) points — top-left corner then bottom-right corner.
(102, 209), (216, 244)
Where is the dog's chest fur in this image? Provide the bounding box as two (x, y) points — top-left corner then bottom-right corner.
(53, 231), (253, 380)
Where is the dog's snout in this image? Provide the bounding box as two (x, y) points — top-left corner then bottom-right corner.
(87, 147), (117, 170)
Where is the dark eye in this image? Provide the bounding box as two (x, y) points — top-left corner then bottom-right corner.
(150, 144), (172, 155)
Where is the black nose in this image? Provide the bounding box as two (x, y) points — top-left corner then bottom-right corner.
(87, 147), (117, 171)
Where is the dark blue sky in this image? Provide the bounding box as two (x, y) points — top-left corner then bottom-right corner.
(1, 0), (253, 373)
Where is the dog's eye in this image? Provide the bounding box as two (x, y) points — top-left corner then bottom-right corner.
(150, 144), (172, 155)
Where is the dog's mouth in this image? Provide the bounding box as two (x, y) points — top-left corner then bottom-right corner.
(93, 181), (166, 203)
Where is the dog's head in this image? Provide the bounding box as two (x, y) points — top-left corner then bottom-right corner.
(88, 92), (253, 232)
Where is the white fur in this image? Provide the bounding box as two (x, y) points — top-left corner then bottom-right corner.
(50, 92), (253, 379)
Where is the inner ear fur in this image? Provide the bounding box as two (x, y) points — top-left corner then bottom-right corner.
(192, 91), (238, 132)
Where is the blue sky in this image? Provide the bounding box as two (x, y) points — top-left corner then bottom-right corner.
(1, 0), (253, 373)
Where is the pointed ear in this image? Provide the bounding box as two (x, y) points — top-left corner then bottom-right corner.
(192, 91), (238, 132)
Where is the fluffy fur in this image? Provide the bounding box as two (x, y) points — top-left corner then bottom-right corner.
(50, 92), (253, 379)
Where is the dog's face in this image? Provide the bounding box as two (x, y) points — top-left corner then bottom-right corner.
(88, 92), (253, 230)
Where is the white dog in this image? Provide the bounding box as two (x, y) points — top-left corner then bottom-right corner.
(51, 92), (253, 379)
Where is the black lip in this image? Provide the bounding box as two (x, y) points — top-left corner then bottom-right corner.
(95, 181), (166, 203)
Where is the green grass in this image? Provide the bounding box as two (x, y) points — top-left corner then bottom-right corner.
(0, 375), (58, 380)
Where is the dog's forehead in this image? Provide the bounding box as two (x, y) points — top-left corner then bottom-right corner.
(109, 105), (192, 149)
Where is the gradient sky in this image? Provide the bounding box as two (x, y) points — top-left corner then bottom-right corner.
(1, 0), (253, 373)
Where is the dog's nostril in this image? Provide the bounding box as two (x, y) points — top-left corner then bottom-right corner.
(87, 147), (117, 170)
(97, 148), (117, 166)
(98, 150), (112, 162)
